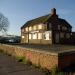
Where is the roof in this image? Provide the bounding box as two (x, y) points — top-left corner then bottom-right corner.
(21, 14), (72, 29)
(58, 18), (72, 28)
(21, 14), (51, 29)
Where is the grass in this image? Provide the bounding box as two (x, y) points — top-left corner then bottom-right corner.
(15, 56), (32, 66)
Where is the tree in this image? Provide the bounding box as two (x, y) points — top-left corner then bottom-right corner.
(0, 13), (9, 33)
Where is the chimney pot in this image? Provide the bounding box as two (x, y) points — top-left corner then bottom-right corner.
(51, 8), (56, 15)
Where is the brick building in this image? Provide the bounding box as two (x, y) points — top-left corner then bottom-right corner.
(21, 8), (72, 44)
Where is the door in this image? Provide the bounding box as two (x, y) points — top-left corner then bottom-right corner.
(55, 33), (59, 43)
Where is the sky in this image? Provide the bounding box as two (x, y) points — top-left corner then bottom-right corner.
(0, 0), (75, 36)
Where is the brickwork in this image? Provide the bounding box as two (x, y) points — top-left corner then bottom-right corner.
(58, 52), (75, 69)
(0, 44), (58, 70)
(1, 44), (75, 70)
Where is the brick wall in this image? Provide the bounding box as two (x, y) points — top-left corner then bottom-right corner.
(0, 44), (58, 70)
(58, 52), (75, 69)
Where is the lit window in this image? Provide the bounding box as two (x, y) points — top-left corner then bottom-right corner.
(38, 24), (42, 29)
(33, 26), (36, 30)
(43, 31), (51, 40)
(38, 33), (42, 39)
(29, 27), (32, 31)
(22, 36), (24, 38)
(33, 33), (37, 39)
(26, 27), (28, 31)
(29, 34), (32, 39)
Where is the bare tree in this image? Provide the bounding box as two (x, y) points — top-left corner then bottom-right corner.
(0, 13), (9, 33)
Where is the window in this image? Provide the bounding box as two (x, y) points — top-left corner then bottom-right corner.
(33, 33), (37, 39)
(47, 23), (51, 30)
(29, 34), (32, 39)
(38, 33), (42, 39)
(60, 32), (64, 38)
(66, 33), (70, 39)
(29, 27), (32, 31)
(62, 26), (67, 31)
(33, 26), (37, 30)
(22, 36), (24, 38)
(38, 24), (42, 29)
(49, 23), (52, 29)
(26, 27), (28, 31)
(43, 31), (51, 40)
(58, 25), (60, 30)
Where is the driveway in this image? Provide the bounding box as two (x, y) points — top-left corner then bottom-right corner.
(0, 53), (46, 75)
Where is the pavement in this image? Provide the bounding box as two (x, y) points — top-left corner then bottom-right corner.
(0, 53), (46, 75)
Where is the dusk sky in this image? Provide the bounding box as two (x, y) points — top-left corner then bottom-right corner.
(0, 0), (75, 35)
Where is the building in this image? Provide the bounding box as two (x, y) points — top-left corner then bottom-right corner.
(21, 8), (72, 44)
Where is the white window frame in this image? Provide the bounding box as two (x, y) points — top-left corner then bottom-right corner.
(32, 33), (37, 39)
(38, 33), (42, 39)
(38, 24), (42, 29)
(43, 31), (51, 40)
(29, 34), (32, 39)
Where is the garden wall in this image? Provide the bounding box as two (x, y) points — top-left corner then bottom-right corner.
(0, 44), (58, 70)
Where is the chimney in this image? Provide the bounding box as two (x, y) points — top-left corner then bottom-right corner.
(51, 8), (56, 15)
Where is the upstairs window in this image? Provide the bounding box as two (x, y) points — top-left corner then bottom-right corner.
(60, 32), (64, 38)
(47, 23), (51, 30)
(58, 25), (60, 30)
(29, 26), (32, 31)
(33, 26), (37, 30)
(66, 33), (70, 39)
(38, 24), (42, 29)
(62, 26), (67, 31)
(26, 27), (28, 31)
(49, 23), (52, 29)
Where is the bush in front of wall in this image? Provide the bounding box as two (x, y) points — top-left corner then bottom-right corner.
(51, 65), (65, 75)
(15, 56), (32, 66)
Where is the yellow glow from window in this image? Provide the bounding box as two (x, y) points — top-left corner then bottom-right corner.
(29, 27), (32, 31)
(38, 24), (42, 29)
(26, 27), (28, 31)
